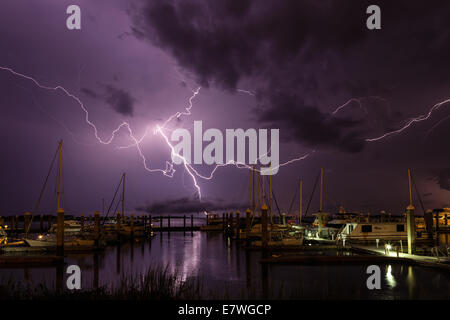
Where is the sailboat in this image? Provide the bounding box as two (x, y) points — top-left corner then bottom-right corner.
(247, 169), (303, 245)
(25, 140), (94, 248)
(336, 169), (429, 244)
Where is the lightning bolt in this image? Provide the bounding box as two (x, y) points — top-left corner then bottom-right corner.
(331, 96), (390, 115)
(5, 64), (450, 201)
(365, 98), (450, 142)
(1, 66), (314, 200)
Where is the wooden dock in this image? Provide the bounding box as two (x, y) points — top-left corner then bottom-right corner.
(350, 245), (450, 271)
(0, 255), (63, 268)
(261, 254), (412, 265)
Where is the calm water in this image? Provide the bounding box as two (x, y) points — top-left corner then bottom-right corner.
(1, 231), (450, 299)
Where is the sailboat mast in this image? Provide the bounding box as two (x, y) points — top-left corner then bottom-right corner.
(319, 167), (323, 212)
(269, 174), (273, 224)
(299, 179), (303, 225)
(250, 167), (253, 213)
(252, 166), (255, 213)
(262, 174), (266, 206)
(57, 140), (63, 211)
(257, 170), (261, 213)
(408, 169), (413, 207)
(122, 172), (125, 216)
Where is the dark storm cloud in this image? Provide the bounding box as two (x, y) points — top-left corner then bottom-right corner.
(136, 197), (248, 214)
(105, 85), (135, 117)
(81, 85), (136, 116)
(434, 169), (450, 191)
(131, 0), (450, 152)
(258, 92), (365, 152)
(131, 0), (366, 89)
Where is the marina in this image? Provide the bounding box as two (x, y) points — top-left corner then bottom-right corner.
(0, 144), (449, 299)
(2, 1), (450, 305)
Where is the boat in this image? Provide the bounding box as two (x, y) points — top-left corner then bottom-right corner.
(336, 220), (430, 244)
(200, 212), (223, 231)
(0, 225), (7, 246)
(24, 236), (94, 247)
(24, 140), (96, 248)
(48, 220), (82, 235)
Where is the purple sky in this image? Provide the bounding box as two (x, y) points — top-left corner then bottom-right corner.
(1, 0), (450, 216)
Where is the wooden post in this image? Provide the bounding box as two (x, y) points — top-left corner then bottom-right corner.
(47, 215), (52, 230)
(130, 214), (135, 238)
(168, 215), (171, 232)
(230, 212), (234, 235)
(236, 211), (241, 239)
(15, 215), (19, 233)
(191, 214), (194, 236)
(23, 212), (31, 238)
(261, 205), (268, 248)
(222, 213), (226, 231)
(160, 216), (163, 232)
(80, 214), (85, 234)
(39, 214), (44, 233)
(94, 211), (100, 247)
(116, 211), (121, 240)
(434, 211), (440, 246)
(407, 169), (416, 254)
(183, 215), (186, 234)
(245, 208), (251, 234)
(56, 208), (64, 256)
(406, 205), (416, 254)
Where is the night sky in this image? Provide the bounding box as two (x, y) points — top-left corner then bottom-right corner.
(1, 0), (450, 216)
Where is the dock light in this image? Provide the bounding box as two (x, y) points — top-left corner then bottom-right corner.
(38, 234), (44, 240)
(385, 243), (392, 255)
(4, 225), (8, 229)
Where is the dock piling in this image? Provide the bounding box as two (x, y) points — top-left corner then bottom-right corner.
(406, 169), (416, 254)
(245, 208), (251, 234)
(56, 208), (64, 256)
(130, 214), (135, 238)
(261, 205), (268, 248)
(406, 205), (416, 254)
(236, 210), (241, 239)
(116, 211), (121, 241)
(94, 211), (100, 247)
(80, 214), (85, 234)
